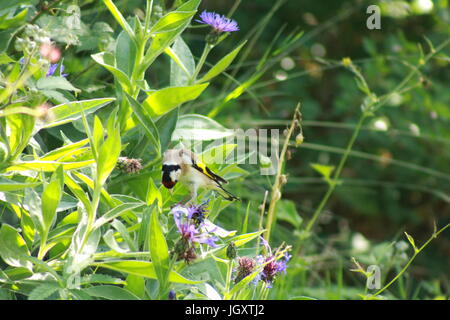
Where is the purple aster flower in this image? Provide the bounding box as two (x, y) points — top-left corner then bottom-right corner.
(168, 290), (176, 300)
(255, 238), (291, 288)
(60, 64), (68, 77)
(46, 63), (68, 77)
(196, 10), (239, 33)
(46, 63), (58, 77)
(234, 257), (256, 284)
(171, 205), (218, 247)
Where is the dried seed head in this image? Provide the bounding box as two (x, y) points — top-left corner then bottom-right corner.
(279, 174), (288, 185)
(117, 157), (143, 174)
(235, 257), (256, 284)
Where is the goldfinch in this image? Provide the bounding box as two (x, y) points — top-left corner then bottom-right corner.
(162, 148), (239, 202)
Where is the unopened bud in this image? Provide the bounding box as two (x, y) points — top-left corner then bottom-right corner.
(259, 154), (272, 168)
(273, 190), (281, 201)
(226, 242), (237, 260)
(342, 57), (352, 67)
(295, 133), (304, 146)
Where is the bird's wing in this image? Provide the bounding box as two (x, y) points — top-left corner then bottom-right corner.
(192, 159), (228, 185)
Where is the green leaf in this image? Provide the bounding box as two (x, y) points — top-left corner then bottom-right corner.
(94, 260), (203, 284)
(277, 200), (303, 229)
(125, 93), (161, 153)
(149, 209), (170, 295)
(141, 0), (200, 71)
(84, 285), (140, 300)
(199, 41), (246, 83)
(97, 121), (121, 185)
(103, 229), (128, 253)
(94, 203), (145, 230)
(200, 144), (237, 166)
(6, 111), (35, 158)
(0, 52), (14, 64)
(404, 231), (419, 253)
(41, 167), (63, 232)
(144, 83), (208, 116)
(28, 282), (60, 300)
(92, 116), (104, 158)
(39, 139), (89, 161)
(0, 8), (28, 30)
(172, 114), (234, 141)
(150, 11), (196, 34)
(169, 37), (195, 86)
(102, 0), (135, 41)
(310, 163), (335, 182)
(146, 179), (162, 208)
(115, 30), (137, 77)
(36, 76), (80, 92)
(212, 231), (265, 258)
(80, 274), (125, 285)
(6, 160), (95, 172)
(125, 274), (145, 299)
(41, 98), (115, 130)
(91, 52), (132, 92)
(0, 224), (33, 270)
(0, 177), (41, 191)
(155, 107), (179, 152)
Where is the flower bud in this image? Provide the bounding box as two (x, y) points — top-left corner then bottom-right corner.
(259, 154), (272, 168)
(295, 133), (304, 147)
(168, 290), (176, 300)
(226, 242), (237, 260)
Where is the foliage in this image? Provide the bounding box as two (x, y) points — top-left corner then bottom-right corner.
(0, 0), (449, 300)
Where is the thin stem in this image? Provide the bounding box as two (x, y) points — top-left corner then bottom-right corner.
(264, 103), (300, 242)
(191, 44), (213, 83)
(373, 223), (450, 297)
(144, 0), (154, 33)
(225, 259), (234, 294)
(304, 112), (369, 234)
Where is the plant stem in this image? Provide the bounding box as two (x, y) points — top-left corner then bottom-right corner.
(225, 259), (234, 294)
(373, 223), (450, 297)
(264, 103), (300, 242)
(304, 112), (369, 234)
(191, 44), (213, 83)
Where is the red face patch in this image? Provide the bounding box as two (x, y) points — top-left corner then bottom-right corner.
(162, 180), (177, 189)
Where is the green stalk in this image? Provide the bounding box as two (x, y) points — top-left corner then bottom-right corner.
(37, 233), (48, 260)
(225, 259), (234, 294)
(304, 112), (369, 234)
(373, 223), (450, 298)
(190, 43), (213, 83)
(264, 104), (300, 242)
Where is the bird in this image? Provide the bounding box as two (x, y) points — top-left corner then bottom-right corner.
(162, 148), (239, 202)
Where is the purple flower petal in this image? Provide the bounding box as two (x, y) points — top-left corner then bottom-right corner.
(46, 63), (58, 77)
(197, 10), (239, 33)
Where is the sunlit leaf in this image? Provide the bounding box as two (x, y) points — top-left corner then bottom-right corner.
(144, 83), (208, 116)
(0, 224), (32, 270)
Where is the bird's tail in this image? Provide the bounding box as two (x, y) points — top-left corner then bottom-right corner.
(215, 184), (240, 201)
